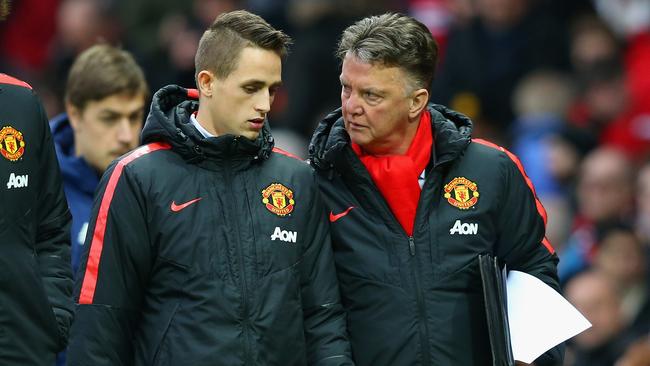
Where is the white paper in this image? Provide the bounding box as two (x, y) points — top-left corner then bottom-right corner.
(506, 270), (591, 363)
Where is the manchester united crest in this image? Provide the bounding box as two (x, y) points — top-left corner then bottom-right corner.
(444, 177), (479, 210)
(262, 183), (295, 216)
(0, 126), (26, 161)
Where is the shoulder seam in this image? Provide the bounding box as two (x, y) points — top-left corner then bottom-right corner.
(0, 74), (33, 90)
(272, 147), (303, 161)
(78, 142), (171, 304)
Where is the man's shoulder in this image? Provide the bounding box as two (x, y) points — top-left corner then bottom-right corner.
(267, 147), (310, 172)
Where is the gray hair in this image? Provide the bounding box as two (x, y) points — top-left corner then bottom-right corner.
(337, 13), (438, 91)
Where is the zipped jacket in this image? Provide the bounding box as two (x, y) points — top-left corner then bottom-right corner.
(68, 85), (353, 366)
(309, 104), (563, 365)
(0, 74), (73, 365)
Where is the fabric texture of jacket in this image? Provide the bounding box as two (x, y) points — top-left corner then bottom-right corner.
(67, 85), (353, 366)
(309, 104), (564, 366)
(0, 74), (74, 365)
(50, 113), (100, 276)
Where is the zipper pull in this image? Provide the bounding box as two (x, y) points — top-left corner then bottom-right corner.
(408, 236), (415, 256)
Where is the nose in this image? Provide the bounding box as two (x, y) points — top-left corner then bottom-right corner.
(254, 89), (272, 114)
(116, 118), (135, 145)
(343, 92), (362, 116)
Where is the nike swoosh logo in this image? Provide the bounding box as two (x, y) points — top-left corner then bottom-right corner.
(170, 198), (202, 212)
(329, 206), (355, 223)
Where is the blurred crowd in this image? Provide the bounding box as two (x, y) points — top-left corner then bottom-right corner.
(2, 0), (650, 365)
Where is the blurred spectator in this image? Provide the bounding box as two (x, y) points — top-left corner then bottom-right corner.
(594, 227), (650, 333)
(558, 147), (635, 282)
(431, 0), (570, 143)
(0, 0), (59, 74)
(568, 9), (650, 160)
(510, 69), (577, 247)
(565, 270), (631, 366)
(615, 336), (650, 366)
(637, 162), (650, 245)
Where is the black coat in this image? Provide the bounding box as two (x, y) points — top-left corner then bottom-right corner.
(67, 85), (353, 366)
(0, 74), (73, 365)
(309, 104), (564, 365)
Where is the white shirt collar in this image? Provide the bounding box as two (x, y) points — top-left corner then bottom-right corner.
(190, 113), (215, 138)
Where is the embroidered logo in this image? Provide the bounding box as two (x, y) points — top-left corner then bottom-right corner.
(0, 126), (25, 161)
(329, 206), (355, 223)
(270, 227), (298, 243)
(449, 220), (478, 235)
(444, 177), (479, 210)
(170, 197), (202, 212)
(6, 173), (28, 189)
(261, 183), (295, 216)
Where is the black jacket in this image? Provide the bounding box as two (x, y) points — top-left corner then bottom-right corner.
(68, 85), (353, 366)
(309, 104), (564, 365)
(0, 74), (73, 364)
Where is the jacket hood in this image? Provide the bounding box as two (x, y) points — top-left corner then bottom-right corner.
(50, 113), (99, 195)
(308, 103), (473, 170)
(141, 85), (274, 163)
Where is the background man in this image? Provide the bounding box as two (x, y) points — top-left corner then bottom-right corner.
(50, 43), (148, 276)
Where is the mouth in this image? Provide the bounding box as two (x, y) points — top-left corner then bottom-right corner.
(248, 118), (265, 130)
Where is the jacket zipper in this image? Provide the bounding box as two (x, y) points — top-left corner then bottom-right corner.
(409, 236), (432, 366)
(226, 138), (253, 365)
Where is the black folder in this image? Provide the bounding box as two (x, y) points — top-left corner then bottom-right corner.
(478, 254), (515, 366)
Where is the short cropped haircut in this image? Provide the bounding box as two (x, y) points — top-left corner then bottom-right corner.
(337, 13), (438, 91)
(65, 44), (148, 110)
(195, 10), (292, 81)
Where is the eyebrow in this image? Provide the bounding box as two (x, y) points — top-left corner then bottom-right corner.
(242, 80), (283, 88)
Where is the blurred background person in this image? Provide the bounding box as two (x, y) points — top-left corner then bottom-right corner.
(564, 271), (631, 366)
(558, 147), (635, 283)
(50, 43), (148, 277)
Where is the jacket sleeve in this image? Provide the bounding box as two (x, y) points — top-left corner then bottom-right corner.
(34, 98), (74, 350)
(299, 174), (354, 366)
(66, 162), (153, 366)
(494, 151), (565, 366)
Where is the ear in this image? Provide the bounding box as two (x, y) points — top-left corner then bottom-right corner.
(197, 70), (215, 97)
(65, 101), (83, 130)
(409, 88), (429, 120)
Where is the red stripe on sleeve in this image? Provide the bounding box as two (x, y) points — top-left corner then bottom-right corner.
(78, 142), (171, 304)
(272, 147), (303, 160)
(0, 73), (33, 89)
(472, 138), (555, 254)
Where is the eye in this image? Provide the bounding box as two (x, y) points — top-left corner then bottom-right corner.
(243, 85), (258, 94)
(99, 115), (119, 126)
(341, 85), (351, 96)
(364, 91), (381, 102)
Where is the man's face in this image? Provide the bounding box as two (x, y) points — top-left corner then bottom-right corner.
(340, 53), (417, 155)
(203, 47), (282, 140)
(68, 92), (145, 173)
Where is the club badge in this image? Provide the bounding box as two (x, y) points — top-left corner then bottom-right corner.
(444, 177), (479, 210)
(262, 183), (295, 216)
(0, 126), (25, 161)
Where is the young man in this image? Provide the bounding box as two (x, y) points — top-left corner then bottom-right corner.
(51, 44), (148, 276)
(309, 13), (563, 365)
(67, 10), (352, 365)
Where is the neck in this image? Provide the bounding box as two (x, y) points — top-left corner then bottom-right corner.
(195, 106), (219, 136)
